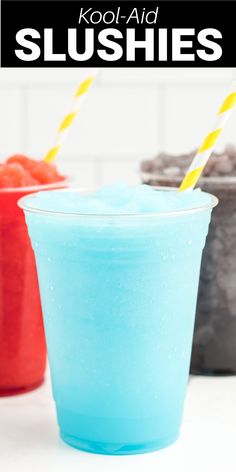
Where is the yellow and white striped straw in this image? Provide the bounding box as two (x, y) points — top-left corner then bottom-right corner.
(179, 81), (236, 192)
(44, 69), (97, 164)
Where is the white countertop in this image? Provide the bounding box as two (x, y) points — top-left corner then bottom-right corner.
(1, 373), (236, 472)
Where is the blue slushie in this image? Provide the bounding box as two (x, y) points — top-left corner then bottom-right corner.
(20, 184), (217, 454)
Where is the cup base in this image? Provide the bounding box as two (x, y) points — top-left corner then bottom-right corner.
(0, 377), (44, 397)
(60, 430), (179, 455)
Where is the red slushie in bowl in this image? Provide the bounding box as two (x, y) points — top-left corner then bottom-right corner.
(0, 155), (67, 395)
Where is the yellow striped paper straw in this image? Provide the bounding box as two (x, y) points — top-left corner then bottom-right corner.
(44, 70), (97, 164)
(179, 81), (236, 192)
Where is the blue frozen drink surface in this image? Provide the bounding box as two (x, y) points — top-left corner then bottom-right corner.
(21, 184), (216, 454)
(25, 182), (212, 214)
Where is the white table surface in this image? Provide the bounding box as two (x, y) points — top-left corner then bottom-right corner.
(0, 373), (236, 472)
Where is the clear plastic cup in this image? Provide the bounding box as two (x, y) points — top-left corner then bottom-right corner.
(19, 188), (217, 454)
(0, 181), (67, 396)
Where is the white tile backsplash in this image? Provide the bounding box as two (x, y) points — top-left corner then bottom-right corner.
(0, 67), (233, 85)
(0, 89), (22, 155)
(163, 84), (236, 154)
(0, 68), (236, 186)
(101, 159), (141, 185)
(0, 68), (98, 85)
(27, 85), (159, 159)
(58, 158), (95, 188)
(101, 68), (234, 85)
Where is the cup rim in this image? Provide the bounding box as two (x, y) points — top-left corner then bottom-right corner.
(18, 186), (219, 219)
(141, 172), (236, 185)
(0, 178), (69, 194)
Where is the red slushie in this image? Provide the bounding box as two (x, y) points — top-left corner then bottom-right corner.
(0, 155), (66, 395)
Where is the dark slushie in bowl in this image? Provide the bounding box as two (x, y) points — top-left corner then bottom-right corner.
(141, 145), (236, 375)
